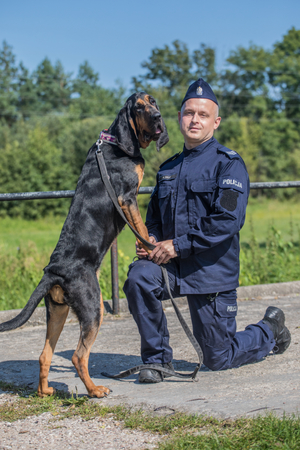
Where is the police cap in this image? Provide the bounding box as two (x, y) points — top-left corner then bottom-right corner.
(181, 78), (218, 107)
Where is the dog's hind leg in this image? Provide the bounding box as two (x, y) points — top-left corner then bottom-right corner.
(71, 274), (110, 398)
(72, 322), (110, 398)
(38, 291), (69, 397)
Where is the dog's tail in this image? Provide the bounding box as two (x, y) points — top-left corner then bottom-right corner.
(0, 275), (54, 332)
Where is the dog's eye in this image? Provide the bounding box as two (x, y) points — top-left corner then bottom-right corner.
(149, 98), (156, 106)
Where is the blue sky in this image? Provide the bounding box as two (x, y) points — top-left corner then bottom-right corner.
(1, 0), (300, 90)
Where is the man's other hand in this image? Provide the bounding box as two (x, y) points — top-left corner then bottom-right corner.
(136, 236), (157, 259)
(149, 240), (178, 265)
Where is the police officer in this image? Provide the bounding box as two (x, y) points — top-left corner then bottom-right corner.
(124, 78), (291, 383)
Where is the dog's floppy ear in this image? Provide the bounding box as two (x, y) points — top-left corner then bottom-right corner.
(156, 118), (169, 151)
(114, 96), (140, 157)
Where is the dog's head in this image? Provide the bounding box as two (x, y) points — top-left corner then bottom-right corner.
(112, 92), (169, 157)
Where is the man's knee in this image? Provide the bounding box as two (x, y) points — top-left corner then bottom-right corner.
(125, 260), (160, 290)
(202, 344), (231, 371)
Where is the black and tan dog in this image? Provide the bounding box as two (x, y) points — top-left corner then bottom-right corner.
(0, 92), (169, 398)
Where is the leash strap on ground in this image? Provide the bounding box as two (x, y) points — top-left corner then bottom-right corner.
(101, 362), (199, 380)
(95, 141), (203, 380)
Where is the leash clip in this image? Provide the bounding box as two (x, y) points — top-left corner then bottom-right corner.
(95, 139), (103, 154)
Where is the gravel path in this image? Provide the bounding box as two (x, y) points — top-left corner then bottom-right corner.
(0, 393), (164, 450)
(0, 292), (300, 448)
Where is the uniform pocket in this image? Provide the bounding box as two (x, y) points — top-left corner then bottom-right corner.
(206, 296), (238, 349)
(215, 298), (238, 318)
(188, 179), (216, 225)
(158, 183), (175, 230)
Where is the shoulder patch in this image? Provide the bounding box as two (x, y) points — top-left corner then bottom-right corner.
(219, 177), (244, 193)
(217, 146), (240, 160)
(159, 152), (181, 168)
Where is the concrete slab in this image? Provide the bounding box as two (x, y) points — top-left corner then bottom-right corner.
(0, 295), (299, 419)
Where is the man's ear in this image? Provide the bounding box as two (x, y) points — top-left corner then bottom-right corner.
(156, 118), (169, 151)
(114, 96), (140, 157)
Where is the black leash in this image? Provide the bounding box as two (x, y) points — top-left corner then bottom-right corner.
(95, 140), (203, 381)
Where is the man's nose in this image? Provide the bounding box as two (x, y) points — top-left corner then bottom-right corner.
(191, 113), (200, 122)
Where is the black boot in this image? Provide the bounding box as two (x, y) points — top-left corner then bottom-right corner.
(263, 306), (291, 354)
(139, 362), (174, 384)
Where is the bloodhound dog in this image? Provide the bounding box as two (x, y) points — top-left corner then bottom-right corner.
(0, 92), (169, 398)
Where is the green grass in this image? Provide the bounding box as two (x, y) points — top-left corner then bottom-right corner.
(241, 197), (300, 243)
(0, 215), (137, 308)
(0, 197), (298, 257)
(0, 382), (300, 449)
(0, 215), (137, 264)
(0, 197), (299, 310)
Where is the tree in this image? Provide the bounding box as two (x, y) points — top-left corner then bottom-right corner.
(269, 27), (300, 120)
(33, 58), (72, 113)
(70, 61), (124, 118)
(17, 62), (38, 119)
(132, 40), (217, 111)
(193, 43), (217, 85)
(220, 44), (271, 118)
(0, 122), (75, 218)
(132, 40), (193, 94)
(0, 41), (19, 124)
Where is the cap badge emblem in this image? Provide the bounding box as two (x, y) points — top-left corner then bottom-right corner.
(196, 86), (203, 96)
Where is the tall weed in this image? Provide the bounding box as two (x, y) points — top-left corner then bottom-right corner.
(0, 243), (47, 310)
(0, 244), (131, 311)
(240, 218), (300, 285)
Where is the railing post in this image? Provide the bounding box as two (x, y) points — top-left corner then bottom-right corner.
(110, 238), (119, 315)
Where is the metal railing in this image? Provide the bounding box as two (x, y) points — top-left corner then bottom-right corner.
(1, 181), (300, 314)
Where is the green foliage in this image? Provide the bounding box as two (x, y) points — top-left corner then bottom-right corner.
(240, 220), (300, 286)
(0, 29), (300, 217)
(1, 381), (299, 450)
(32, 58), (72, 114)
(0, 216), (299, 311)
(0, 383), (107, 422)
(61, 387), (89, 407)
(70, 61), (125, 119)
(0, 243), (47, 310)
(158, 414), (300, 450)
(99, 249), (131, 301)
(0, 121), (75, 218)
(270, 27), (300, 121)
(0, 241), (130, 311)
(0, 41), (19, 124)
(132, 40), (217, 110)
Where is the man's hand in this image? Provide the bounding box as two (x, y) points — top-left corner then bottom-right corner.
(148, 240), (178, 265)
(136, 236), (157, 259)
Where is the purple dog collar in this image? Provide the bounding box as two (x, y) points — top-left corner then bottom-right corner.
(99, 130), (118, 145)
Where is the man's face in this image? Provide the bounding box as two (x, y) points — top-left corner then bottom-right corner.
(178, 98), (221, 149)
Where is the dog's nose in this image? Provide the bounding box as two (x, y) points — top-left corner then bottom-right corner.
(152, 112), (161, 121)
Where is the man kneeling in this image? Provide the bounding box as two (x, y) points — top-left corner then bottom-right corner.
(124, 78), (291, 383)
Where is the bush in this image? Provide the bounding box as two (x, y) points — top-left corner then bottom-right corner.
(239, 221), (300, 286)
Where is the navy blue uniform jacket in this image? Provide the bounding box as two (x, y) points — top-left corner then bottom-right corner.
(146, 137), (250, 295)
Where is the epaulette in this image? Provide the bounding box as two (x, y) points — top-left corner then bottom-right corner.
(217, 145), (241, 160)
(159, 152), (181, 168)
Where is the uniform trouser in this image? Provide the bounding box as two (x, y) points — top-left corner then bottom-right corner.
(123, 259), (275, 371)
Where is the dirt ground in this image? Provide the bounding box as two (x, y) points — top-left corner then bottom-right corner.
(0, 294), (299, 419)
